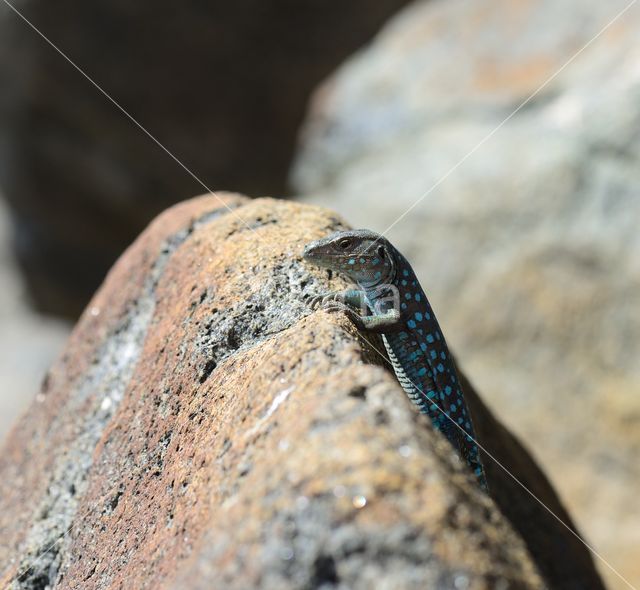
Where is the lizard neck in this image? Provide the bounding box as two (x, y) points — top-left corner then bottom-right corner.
(357, 248), (399, 293)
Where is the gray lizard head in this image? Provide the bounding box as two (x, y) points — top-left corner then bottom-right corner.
(303, 229), (396, 287)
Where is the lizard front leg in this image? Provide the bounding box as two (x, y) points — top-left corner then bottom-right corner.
(305, 289), (403, 333)
(306, 289), (366, 311)
(322, 301), (402, 334)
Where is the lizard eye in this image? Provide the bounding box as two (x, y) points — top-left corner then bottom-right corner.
(377, 245), (386, 259)
(338, 238), (351, 249)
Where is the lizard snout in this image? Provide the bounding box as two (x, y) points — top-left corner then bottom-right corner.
(302, 243), (319, 260)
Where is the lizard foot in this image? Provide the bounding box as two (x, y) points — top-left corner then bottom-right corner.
(321, 301), (366, 330)
(304, 291), (342, 310)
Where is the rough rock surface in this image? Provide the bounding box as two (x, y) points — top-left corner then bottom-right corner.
(0, 0), (411, 317)
(0, 195), (603, 589)
(291, 1), (640, 588)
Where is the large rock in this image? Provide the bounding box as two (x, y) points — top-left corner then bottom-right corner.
(0, 195), (603, 588)
(291, 1), (640, 588)
(0, 0), (411, 317)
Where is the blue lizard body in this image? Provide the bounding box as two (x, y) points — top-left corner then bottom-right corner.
(303, 229), (487, 490)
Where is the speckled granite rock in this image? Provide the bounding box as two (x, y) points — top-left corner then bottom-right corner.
(0, 195), (602, 589)
(0, 0), (411, 317)
(291, 1), (640, 588)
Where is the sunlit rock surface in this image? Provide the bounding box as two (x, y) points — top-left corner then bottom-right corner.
(0, 195), (602, 589)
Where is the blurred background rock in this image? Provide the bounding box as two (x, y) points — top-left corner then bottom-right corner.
(293, 1), (640, 588)
(0, 195), (69, 440)
(0, 0), (411, 318)
(0, 0), (639, 588)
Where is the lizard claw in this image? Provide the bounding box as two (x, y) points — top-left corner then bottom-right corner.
(305, 292), (366, 330)
(305, 291), (339, 310)
(321, 301), (366, 330)
(321, 300), (351, 313)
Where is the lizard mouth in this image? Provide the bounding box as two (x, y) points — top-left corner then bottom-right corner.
(302, 248), (324, 263)
(302, 244), (337, 267)
(302, 253), (335, 272)
(302, 245), (319, 262)
(302, 242), (320, 260)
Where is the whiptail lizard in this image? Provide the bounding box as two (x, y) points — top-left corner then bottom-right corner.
(303, 229), (487, 490)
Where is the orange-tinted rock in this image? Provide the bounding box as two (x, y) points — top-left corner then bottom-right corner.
(0, 195), (601, 589)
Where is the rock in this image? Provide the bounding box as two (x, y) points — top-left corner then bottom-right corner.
(0, 0), (412, 317)
(291, 1), (640, 588)
(0, 195), (602, 588)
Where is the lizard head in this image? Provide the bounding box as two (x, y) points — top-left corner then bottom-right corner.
(303, 229), (396, 288)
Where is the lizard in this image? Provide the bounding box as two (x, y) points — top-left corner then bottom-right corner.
(302, 229), (488, 490)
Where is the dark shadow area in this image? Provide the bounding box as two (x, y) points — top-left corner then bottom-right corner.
(458, 367), (606, 590)
(0, 0), (411, 317)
